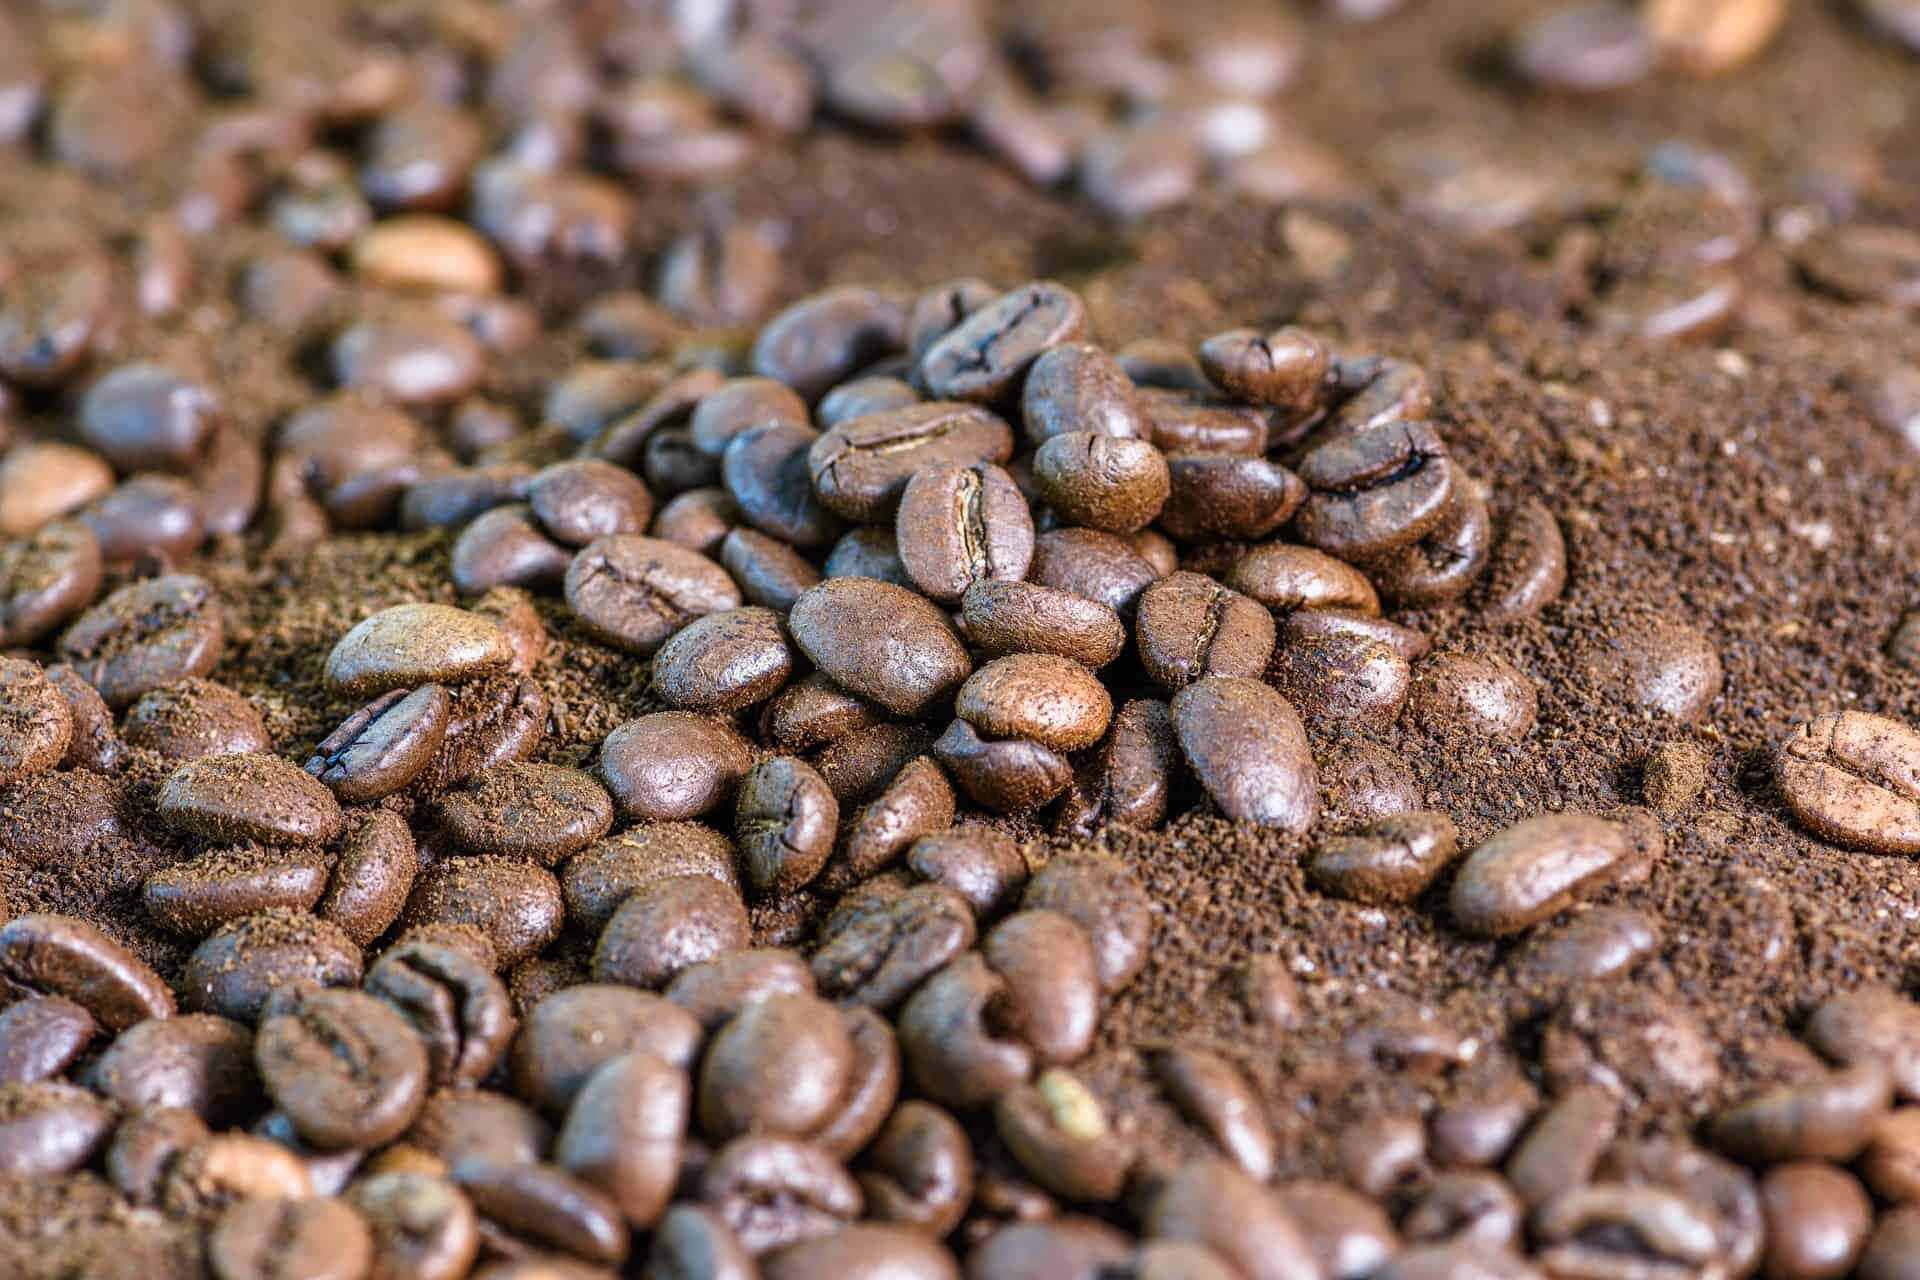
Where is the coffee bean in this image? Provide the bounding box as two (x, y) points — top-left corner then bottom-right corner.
(1402, 1171), (1524, 1249)
(348, 1172), (481, 1280)
(0, 1080), (116, 1175)
(451, 504), (574, 594)
(906, 827), (1026, 919)
(856, 1101), (973, 1236)
(819, 377), (919, 431)
(1509, 2), (1656, 92)
(1308, 811), (1461, 905)
(0, 446), (106, 544)
(0, 913), (174, 1029)
(822, 526), (915, 587)
(365, 937), (515, 1089)
(1170, 676), (1319, 832)
(0, 521), (104, 647)
(1370, 483), (1492, 606)
(593, 874), (750, 989)
(1807, 987), (1920, 1101)
(1292, 418), (1455, 560)
(811, 1006), (900, 1160)
(1269, 1182), (1400, 1280)
(895, 462), (1034, 604)
(1268, 633), (1411, 728)
(1532, 1182), (1721, 1277)
(810, 403), (1016, 523)
(1407, 652), (1537, 741)
(652, 607), (793, 713)
(107, 1105), (209, 1205)
(455, 1159), (630, 1265)
(143, 844), (331, 936)
(1144, 1159), (1318, 1280)
(78, 473), (205, 565)
(565, 534), (743, 656)
(1033, 433), (1170, 535)
(965, 1220), (1132, 1279)
(307, 685), (451, 803)
(78, 362), (221, 472)
(1863, 1108), (1920, 1201)
(654, 487), (740, 556)
(723, 421), (845, 550)
(813, 882), (976, 1010)
(1158, 455), (1307, 543)
(1135, 572), (1276, 690)
(811, 727), (936, 807)
(736, 756), (839, 896)
(667, 950), (816, 1029)
(1058, 698), (1181, 838)
(751, 286), (905, 403)
(0, 995), (95, 1085)
(1451, 812), (1655, 937)
(405, 857), (563, 968)
(561, 822), (741, 932)
(1282, 607), (1430, 660)
(526, 460), (654, 548)
(1150, 1046), (1275, 1182)
(181, 910), (362, 1023)
(762, 1224), (959, 1280)
(916, 281), (1085, 403)
(1513, 905), (1659, 984)
(556, 1051), (688, 1228)
(645, 427), (722, 498)
(932, 718), (1073, 814)
(1573, 613), (1722, 721)
(256, 987), (428, 1149)
(542, 362), (675, 445)
(1139, 387), (1273, 456)
(898, 953), (1033, 1108)
(1198, 327), (1330, 412)
(646, 1203), (757, 1280)
(956, 653), (1112, 754)
(1712, 1064), (1893, 1163)
(1776, 711), (1920, 853)
(982, 909), (1100, 1066)
(698, 993), (852, 1140)
(998, 1071), (1135, 1203)
(436, 762), (614, 865)
(324, 603), (512, 696)
(1227, 542), (1379, 614)
(414, 674), (548, 792)
(720, 528), (821, 611)
(84, 1012), (259, 1126)
(1030, 527), (1159, 619)
(905, 279), (999, 366)
(123, 678), (268, 762)
(960, 580), (1126, 670)
(509, 985), (700, 1120)
(0, 235), (109, 387)
(826, 753), (954, 883)
(788, 579), (971, 717)
(1758, 1163), (1869, 1280)
(0, 660), (69, 790)
(332, 308), (484, 406)
(1021, 342), (1148, 445)
(1859, 1205), (1920, 1280)
(157, 751), (344, 845)
(1022, 853), (1153, 995)
(599, 712), (751, 821)
(1079, 123), (1204, 220)
(691, 1137), (857, 1260)
(58, 573), (224, 708)
(1508, 1087), (1620, 1209)
(1796, 223), (1920, 305)
(691, 377), (811, 458)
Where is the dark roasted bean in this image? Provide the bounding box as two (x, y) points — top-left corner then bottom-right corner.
(456, 1159), (630, 1265)
(995, 1070), (1133, 1202)
(593, 875), (750, 989)
(0, 912), (175, 1029)
(143, 845), (331, 936)
(1029, 528), (1159, 619)
(157, 752), (343, 845)
(699, 1134), (862, 1256)
(1171, 677), (1319, 832)
(1150, 1046), (1277, 1182)
(721, 528), (821, 611)
(556, 1051), (688, 1229)
(599, 713), (751, 821)
(736, 757), (839, 896)
(857, 1101), (974, 1237)
(961, 580), (1127, 669)
(1136, 572), (1276, 690)
(751, 287), (906, 403)
(256, 987), (429, 1150)
(365, 938), (515, 1089)
(724, 421), (845, 549)
(1021, 342), (1149, 445)
(84, 1013), (259, 1126)
(1450, 813), (1657, 937)
(1144, 1159), (1318, 1280)
(324, 603), (511, 696)
(509, 985), (701, 1116)
(898, 954), (1033, 1108)
(1198, 327), (1330, 412)
(698, 993), (852, 1140)
(789, 579), (971, 717)
(1776, 711), (1920, 853)
(813, 882), (976, 1010)
(896, 462), (1034, 604)
(1159, 455), (1307, 543)
(1292, 418), (1454, 559)
(405, 857), (563, 968)
(811, 403), (1015, 523)
(307, 685), (450, 803)
(667, 950), (816, 1030)
(181, 910), (362, 1023)
(933, 719), (1074, 814)
(58, 573), (224, 708)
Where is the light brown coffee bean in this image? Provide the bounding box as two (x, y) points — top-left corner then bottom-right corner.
(1032, 433), (1170, 534)
(1144, 1159), (1318, 1280)
(960, 580), (1127, 670)
(1450, 813), (1657, 937)
(1776, 711), (1920, 853)
(1711, 1064), (1893, 1163)
(1308, 811), (1461, 905)
(1227, 543), (1379, 614)
(895, 462), (1034, 604)
(1135, 572), (1275, 690)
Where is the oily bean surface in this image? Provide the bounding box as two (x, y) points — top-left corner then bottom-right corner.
(1449, 813), (1655, 937)
(1170, 677), (1320, 832)
(1776, 711), (1920, 853)
(895, 462), (1033, 604)
(788, 579), (971, 717)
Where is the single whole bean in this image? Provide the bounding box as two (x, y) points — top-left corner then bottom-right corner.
(723, 421), (845, 550)
(1450, 812), (1657, 937)
(812, 882), (977, 1010)
(895, 462), (1034, 604)
(57, 573), (225, 708)
(1144, 1158), (1319, 1280)
(1021, 342), (1147, 444)
(720, 528), (821, 611)
(1032, 433), (1171, 534)
(1291, 417), (1455, 560)
(898, 954), (1034, 1108)
(698, 1133), (862, 1256)
(599, 712), (751, 821)
(698, 993), (853, 1140)
(255, 988), (429, 1150)
(1136, 572), (1276, 690)
(565, 534), (743, 656)
(788, 579), (972, 717)
(1776, 711), (1920, 853)
(857, 1101), (974, 1237)
(207, 1195), (374, 1280)
(306, 685), (450, 803)
(1170, 677), (1320, 832)
(1711, 1064), (1894, 1163)
(961, 580), (1127, 669)
(348, 1172), (481, 1280)
(1476, 498), (1567, 623)
(736, 756), (839, 896)
(593, 874), (750, 989)
(0, 913), (175, 1029)
(667, 950), (816, 1029)
(1150, 1046), (1276, 1182)
(1228, 542), (1380, 614)
(1029, 528), (1159, 619)
(907, 827), (1027, 920)
(994, 1070), (1134, 1203)
(956, 653), (1113, 754)
(364, 938), (515, 1089)
(932, 719), (1075, 814)
(1158, 454), (1308, 542)
(809, 402), (1015, 522)
(652, 607), (793, 713)
(556, 1051), (688, 1229)
(1199, 327), (1330, 411)
(917, 281), (1087, 404)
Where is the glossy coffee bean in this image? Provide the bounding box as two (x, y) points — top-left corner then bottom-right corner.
(599, 712), (751, 821)
(143, 845), (331, 936)
(1171, 677), (1319, 832)
(0, 995), (96, 1086)
(810, 403), (1015, 523)
(324, 603), (512, 696)
(1057, 698), (1181, 837)
(698, 993), (853, 1140)
(933, 719), (1073, 814)
(180, 910), (362, 1023)
(78, 362), (222, 471)
(896, 462), (1034, 604)
(1198, 327), (1330, 412)
(556, 1051), (688, 1229)
(652, 607), (793, 713)
(1227, 542), (1379, 614)
(404, 857), (563, 968)
(84, 1013), (260, 1126)
(1573, 612), (1722, 721)
(527, 460), (654, 548)
(1807, 987), (1920, 1101)
(723, 421), (845, 550)
(956, 654), (1112, 753)
(80, 473), (206, 564)
(1370, 483), (1492, 607)
(307, 685), (450, 803)
(158, 751), (343, 845)
(1476, 498), (1567, 623)
(1033, 433), (1170, 534)
(0, 1080), (115, 1175)
(1029, 528), (1159, 619)
(691, 378), (810, 459)
(256, 987), (429, 1150)
(721, 528), (821, 610)
(58, 573), (225, 708)
(667, 950), (816, 1029)
(123, 678), (268, 762)
(455, 1159), (630, 1265)
(907, 827), (1026, 919)
(646, 1203), (757, 1280)
(1711, 1064), (1893, 1163)
(1021, 342), (1148, 444)
(1268, 633), (1411, 729)
(898, 954), (1034, 1108)
(1159, 455), (1307, 543)
(365, 937), (515, 1089)
(751, 286), (906, 403)
(961, 580), (1127, 669)
(1309, 811), (1462, 905)
(509, 985), (701, 1117)
(565, 535), (742, 656)
(698, 1133), (862, 1255)
(906, 279), (999, 365)
(1759, 1163), (1869, 1280)
(812, 882), (977, 1010)
(1451, 813), (1656, 937)
(856, 1100), (974, 1237)
(1512, 905), (1659, 985)
(1292, 418), (1454, 560)
(789, 578), (971, 717)
(918, 281), (1086, 404)
(0, 521), (104, 647)
(561, 823), (741, 933)
(1776, 711), (1920, 853)
(736, 756), (839, 895)
(654, 487), (740, 556)
(593, 874), (750, 989)
(449, 504), (572, 594)
(348, 1172), (481, 1280)
(1150, 1045), (1276, 1181)
(1145, 1158), (1318, 1280)
(1407, 652), (1537, 741)
(0, 913), (174, 1030)
(1136, 572), (1276, 690)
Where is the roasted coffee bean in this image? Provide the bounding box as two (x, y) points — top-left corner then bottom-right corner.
(349, 1172), (481, 1280)
(0, 521), (104, 648)
(593, 874), (750, 989)
(256, 987), (428, 1150)
(78, 362), (222, 472)
(1021, 852), (1153, 995)
(965, 1219), (1132, 1279)
(907, 827), (1027, 920)
(822, 526), (914, 587)
(763, 1224), (959, 1280)
(307, 685), (450, 804)
(1135, 387), (1270, 456)
(723, 421), (845, 550)
(654, 487), (740, 556)
(405, 857), (562, 969)
(407, 672), (545, 794)
(0, 1080), (115, 1175)
(1057, 698), (1181, 837)
(58, 573), (224, 708)
(0, 444), (110, 538)
(667, 950), (816, 1029)
(1135, 572), (1275, 690)
(917, 281), (1086, 404)
(108, 1105), (211, 1205)
(811, 724), (934, 804)
(565, 534), (742, 656)
(1021, 342), (1148, 445)
(84, 1010), (257, 1127)
(1268, 632), (1411, 728)
(905, 279), (999, 366)
(365, 937), (515, 1089)
(1711, 1064), (1893, 1163)
(1503, 1085), (1619, 1208)
(1029, 528), (1159, 619)
(699, 1135), (864, 1256)
(1033, 433), (1170, 534)
(456, 1158), (630, 1265)
(646, 427), (723, 498)
(1292, 418), (1454, 560)
(751, 286), (906, 403)
(956, 654), (1112, 754)
(43, 663), (116, 772)
(698, 993), (853, 1140)
(1858, 1205), (1920, 1280)
(544, 362), (676, 445)
(1145, 1159), (1317, 1280)
(1531, 1182), (1720, 1276)
(1513, 905), (1660, 987)
(1269, 1182), (1400, 1280)
(652, 607), (793, 713)
(813, 882), (976, 1010)
(181, 909), (362, 1022)
(810, 1007), (901, 1159)
(1158, 455), (1307, 543)
(1451, 812), (1655, 937)
(789, 579), (971, 717)
(0, 659), (69, 789)
(933, 719), (1073, 814)
(1776, 711), (1920, 853)
(312, 811), (414, 949)
(526, 460), (654, 549)
(810, 403), (1015, 523)
(1228, 543), (1379, 614)
(1509, 1), (1656, 91)
(691, 378), (811, 459)
(1170, 677), (1319, 832)
(1198, 327), (1331, 412)
(562, 822), (741, 933)
(158, 751), (344, 845)
(0, 912), (174, 1029)
(898, 953), (1033, 1108)
(1150, 1046), (1276, 1181)
(509, 985), (700, 1118)
(1477, 498), (1567, 623)
(856, 1101), (973, 1236)
(1313, 817), (1459, 905)
(1758, 1162), (1869, 1280)
(0, 995), (95, 1085)
(124, 678), (268, 762)
(1281, 607), (1429, 661)
(588, 367), (728, 470)
(982, 909), (1100, 1065)
(556, 1051), (687, 1229)
(1573, 612), (1722, 721)
(324, 603), (512, 696)
(79, 473), (205, 564)
(331, 308), (483, 406)
(994, 1070), (1132, 1204)
(1369, 482), (1492, 607)
(736, 756), (839, 895)
(833, 754), (957, 882)
(961, 580), (1127, 669)
(1807, 987), (1920, 1101)
(599, 712), (751, 821)
(645, 1202), (757, 1280)
(1402, 1171), (1524, 1249)
(721, 528), (821, 611)
(1407, 652), (1537, 741)
(143, 845), (331, 936)
(895, 462), (1034, 604)
(436, 762), (614, 866)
